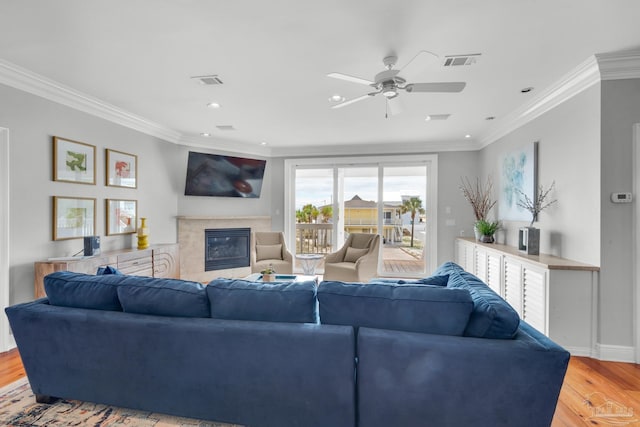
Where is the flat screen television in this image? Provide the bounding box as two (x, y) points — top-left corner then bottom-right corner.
(184, 151), (266, 198)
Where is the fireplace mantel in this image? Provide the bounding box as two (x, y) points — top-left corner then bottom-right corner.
(177, 216), (272, 282)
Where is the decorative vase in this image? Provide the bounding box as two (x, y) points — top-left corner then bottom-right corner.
(518, 227), (540, 255)
(262, 273), (275, 282)
(137, 217), (149, 250)
(480, 234), (495, 244)
(473, 223), (482, 241)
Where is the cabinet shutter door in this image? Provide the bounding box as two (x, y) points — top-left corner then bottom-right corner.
(474, 250), (487, 281)
(523, 267), (547, 334)
(486, 253), (502, 295)
(503, 258), (522, 315)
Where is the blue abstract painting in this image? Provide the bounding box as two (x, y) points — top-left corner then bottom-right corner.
(499, 142), (536, 221)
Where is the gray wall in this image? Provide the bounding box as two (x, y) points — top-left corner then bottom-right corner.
(478, 84), (601, 266)
(599, 78), (640, 347)
(1, 84), (181, 304)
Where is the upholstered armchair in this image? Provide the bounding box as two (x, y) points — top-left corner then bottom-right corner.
(251, 231), (293, 274)
(323, 233), (381, 282)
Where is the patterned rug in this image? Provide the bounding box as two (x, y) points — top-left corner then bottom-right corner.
(0, 378), (243, 426)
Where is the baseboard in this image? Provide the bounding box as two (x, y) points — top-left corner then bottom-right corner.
(563, 346), (594, 358)
(592, 343), (636, 362)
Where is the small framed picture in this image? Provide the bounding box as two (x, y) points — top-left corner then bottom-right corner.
(106, 199), (137, 235)
(53, 137), (96, 185)
(52, 196), (96, 240)
(106, 149), (137, 188)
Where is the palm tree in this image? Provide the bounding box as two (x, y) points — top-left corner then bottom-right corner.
(400, 197), (425, 247)
(320, 205), (333, 223)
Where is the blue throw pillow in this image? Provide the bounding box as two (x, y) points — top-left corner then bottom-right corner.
(318, 281), (473, 336)
(435, 262), (520, 339)
(370, 274), (449, 286)
(44, 271), (125, 311)
(207, 279), (318, 324)
(96, 265), (123, 275)
(117, 276), (210, 318)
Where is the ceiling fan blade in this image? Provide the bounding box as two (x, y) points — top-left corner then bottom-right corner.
(327, 72), (374, 86)
(387, 96), (403, 116)
(331, 93), (374, 109)
(405, 82), (466, 93)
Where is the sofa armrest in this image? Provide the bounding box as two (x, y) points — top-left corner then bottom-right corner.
(325, 248), (346, 263)
(357, 322), (569, 427)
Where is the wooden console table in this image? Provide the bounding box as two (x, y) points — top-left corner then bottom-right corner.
(34, 244), (179, 299)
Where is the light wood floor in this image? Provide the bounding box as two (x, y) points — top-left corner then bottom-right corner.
(0, 350), (637, 425)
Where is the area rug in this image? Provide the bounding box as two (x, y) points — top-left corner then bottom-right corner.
(0, 378), (243, 426)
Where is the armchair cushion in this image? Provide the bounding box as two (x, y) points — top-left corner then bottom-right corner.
(318, 281), (473, 336)
(256, 244), (282, 261)
(344, 247), (368, 263)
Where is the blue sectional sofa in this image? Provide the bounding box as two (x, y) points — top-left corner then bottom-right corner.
(5, 262), (569, 427)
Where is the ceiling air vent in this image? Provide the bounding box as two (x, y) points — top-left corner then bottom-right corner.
(443, 54), (481, 67)
(425, 114), (451, 121)
(216, 125), (236, 131)
(191, 75), (224, 85)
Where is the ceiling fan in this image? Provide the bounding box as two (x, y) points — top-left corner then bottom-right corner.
(328, 52), (466, 115)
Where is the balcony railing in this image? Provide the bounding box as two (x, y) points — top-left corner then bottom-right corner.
(296, 223), (333, 254)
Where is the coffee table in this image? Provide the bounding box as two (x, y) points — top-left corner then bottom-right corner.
(244, 273), (318, 284)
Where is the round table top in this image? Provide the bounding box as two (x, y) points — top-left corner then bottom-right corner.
(295, 253), (324, 260)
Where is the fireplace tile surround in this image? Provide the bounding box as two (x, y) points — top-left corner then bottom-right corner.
(178, 216), (271, 283)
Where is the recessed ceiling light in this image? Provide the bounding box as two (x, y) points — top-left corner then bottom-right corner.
(260, 141), (267, 146)
(425, 116), (432, 121)
(207, 102), (221, 109)
(329, 94), (345, 103)
(465, 134), (471, 139)
(200, 133), (211, 137)
(521, 87), (534, 93)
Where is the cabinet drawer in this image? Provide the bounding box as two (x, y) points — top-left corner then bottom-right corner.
(117, 250), (153, 276)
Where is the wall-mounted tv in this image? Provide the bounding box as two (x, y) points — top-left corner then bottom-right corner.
(184, 151), (266, 198)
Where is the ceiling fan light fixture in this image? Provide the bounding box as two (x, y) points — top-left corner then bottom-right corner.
(382, 86), (397, 98)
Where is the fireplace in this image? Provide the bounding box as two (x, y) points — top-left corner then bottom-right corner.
(205, 228), (251, 271)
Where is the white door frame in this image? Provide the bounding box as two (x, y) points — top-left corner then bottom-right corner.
(634, 124), (640, 363)
(284, 154), (438, 276)
(0, 128), (12, 352)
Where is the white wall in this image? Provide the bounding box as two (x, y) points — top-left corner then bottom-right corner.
(0, 84), (181, 304)
(478, 84), (601, 266)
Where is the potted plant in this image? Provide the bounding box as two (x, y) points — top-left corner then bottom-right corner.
(261, 264), (276, 282)
(515, 182), (557, 255)
(459, 176), (497, 240)
(475, 219), (500, 243)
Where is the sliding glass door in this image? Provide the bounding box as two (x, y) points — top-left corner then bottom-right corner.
(285, 154), (437, 277)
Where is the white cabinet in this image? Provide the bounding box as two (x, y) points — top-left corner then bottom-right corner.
(455, 238), (598, 355)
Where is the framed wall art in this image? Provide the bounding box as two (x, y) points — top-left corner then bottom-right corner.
(499, 141), (538, 221)
(106, 199), (137, 235)
(106, 149), (137, 188)
(52, 196), (96, 240)
(53, 137), (96, 185)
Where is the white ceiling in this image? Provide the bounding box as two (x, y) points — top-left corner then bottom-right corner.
(1, 1), (640, 156)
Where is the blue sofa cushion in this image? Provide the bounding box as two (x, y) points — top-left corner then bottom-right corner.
(206, 279), (318, 323)
(44, 271), (124, 311)
(317, 281), (473, 336)
(96, 265), (123, 275)
(435, 262), (520, 339)
(116, 276), (209, 318)
(369, 274), (449, 286)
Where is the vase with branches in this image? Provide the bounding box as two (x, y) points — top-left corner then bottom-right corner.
(516, 182), (557, 227)
(460, 176), (497, 240)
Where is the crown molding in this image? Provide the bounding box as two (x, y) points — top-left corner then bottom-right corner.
(479, 50), (640, 148)
(178, 135), (271, 157)
(269, 138), (482, 157)
(0, 59), (182, 143)
(478, 55), (601, 148)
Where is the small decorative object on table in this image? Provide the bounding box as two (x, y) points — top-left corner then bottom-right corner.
(475, 219), (500, 243)
(516, 182), (557, 255)
(261, 264), (276, 282)
(137, 217), (149, 250)
(459, 176), (497, 241)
